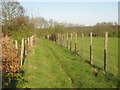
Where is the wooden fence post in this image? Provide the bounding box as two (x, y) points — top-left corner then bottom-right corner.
(59, 33), (61, 45)
(28, 37), (30, 50)
(63, 34), (65, 46)
(54, 35), (55, 43)
(70, 33), (72, 51)
(75, 33), (77, 51)
(25, 39), (27, 56)
(61, 33), (62, 45)
(32, 35), (34, 45)
(81, 33), (84, 58)
(90, 32), (93, 64)
(15, 40), (18, 50)
(21, 38), (25, 66)
(61, 33), (62, 46)
(48, 35), (50, 40)
(15, 40), (18, 56)
(28, 38), (29, 46)
(57, 33), (59, 44)
(62, 33), (64, 46)
(10, 39), (14, 50)
(63, 33), (66, 47)
(31, 36), (33, 48)
(49, 34), (51, 40)
(63, 33), (64, 46)
(104, 32), (108, 72)
(63, 34), (64, 46)
(59, 33), (60, 45)
(30, 37), (31, 48)
(66, 33), (68, 48)
(31, 36), (33, 47)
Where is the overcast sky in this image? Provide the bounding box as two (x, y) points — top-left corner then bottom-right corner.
(20, 1), (118, 26)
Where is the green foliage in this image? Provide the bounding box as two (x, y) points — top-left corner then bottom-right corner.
(54, 24), (64, 33)
(47, 24), (65, 35)
(11, 25), (32, 40)
(47, 24), (65, 41)
(3, 73), (27, 88)
(34, 29), (43, 38)
(11, 25), (36, 47)
(65, 25), (118, 37)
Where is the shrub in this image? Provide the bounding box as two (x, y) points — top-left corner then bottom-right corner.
(1, 36), (21, 87)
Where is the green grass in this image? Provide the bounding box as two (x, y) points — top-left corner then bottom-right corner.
(17, 37), (119, 88)
(70, 36), (118, 77)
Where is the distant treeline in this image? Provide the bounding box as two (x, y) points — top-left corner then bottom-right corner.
(1, 1), (119, 40)
(64, 25), (119, 37)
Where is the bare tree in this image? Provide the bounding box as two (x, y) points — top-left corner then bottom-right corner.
(1, 0), (25, 24)
(48, 19), (54, 27)
(1, 0), (25, 35)
(30, 17), (49, 29)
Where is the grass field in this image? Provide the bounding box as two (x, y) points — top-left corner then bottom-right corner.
(16, 37), (119, 88)
(70, 36), (118, 77)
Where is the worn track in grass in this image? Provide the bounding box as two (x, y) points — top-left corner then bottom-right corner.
(17, 38), (118, 88)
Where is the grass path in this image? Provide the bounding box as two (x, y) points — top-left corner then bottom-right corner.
(17, 38), (118, 88)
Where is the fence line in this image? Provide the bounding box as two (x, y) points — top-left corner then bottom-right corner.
(8, 35), (37, 66)
(46, 32), (109, 72)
